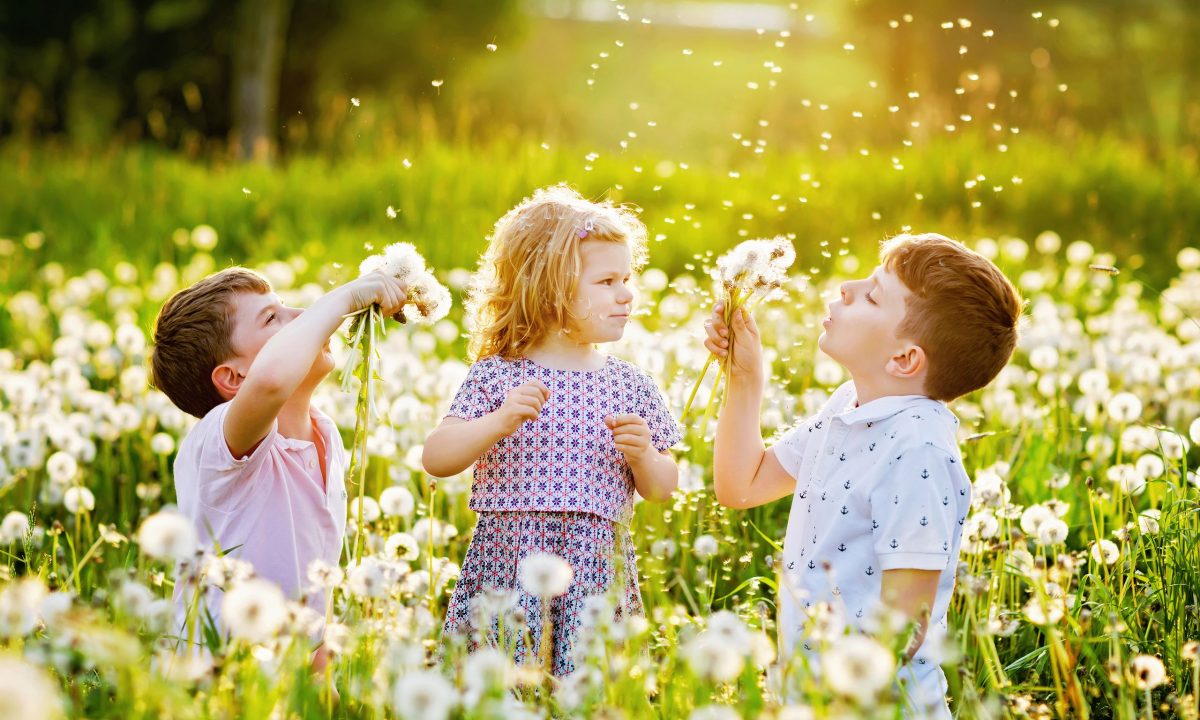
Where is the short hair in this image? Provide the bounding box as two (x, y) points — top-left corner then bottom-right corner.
(466, 184), (648, 361)
(880, 233), (1022, 402)
(149, 267), (271, 418)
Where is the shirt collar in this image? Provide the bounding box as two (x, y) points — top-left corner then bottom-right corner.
(834, 387), (941, 426)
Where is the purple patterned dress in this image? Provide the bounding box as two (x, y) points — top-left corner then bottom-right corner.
(440, 355), (681, 675)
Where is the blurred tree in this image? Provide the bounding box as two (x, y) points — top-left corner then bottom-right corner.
(0, 0), (519, 156)
(231, 0), (292, 162)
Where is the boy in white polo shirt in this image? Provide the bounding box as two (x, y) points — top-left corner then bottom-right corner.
(704, 233), (1022, 716)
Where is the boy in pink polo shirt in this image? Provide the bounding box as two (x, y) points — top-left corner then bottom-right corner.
(150, 267), (406, 656)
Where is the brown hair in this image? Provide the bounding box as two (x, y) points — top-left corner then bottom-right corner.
(467, 184), (648, 361)
(149, 267), (272, 418)
(880, 233), (1022, 402)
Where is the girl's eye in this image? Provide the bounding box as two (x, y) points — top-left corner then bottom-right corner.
(600, 279), (613, 286)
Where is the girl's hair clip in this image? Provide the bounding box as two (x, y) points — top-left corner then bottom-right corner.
(578, 217), (595, 239)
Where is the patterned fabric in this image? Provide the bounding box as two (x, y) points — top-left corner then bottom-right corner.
(446, 355), (682, 525)
(442, 511), (643, 676)
(771, 381), (970, 716)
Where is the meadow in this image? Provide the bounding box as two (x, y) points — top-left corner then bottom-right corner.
(4, 2), (1200, 717)
(1, 171), (1199, 716)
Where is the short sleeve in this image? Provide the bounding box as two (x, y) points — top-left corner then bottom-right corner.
(194, 401), (279, 509)
(446, 356), (506, 421)
(634, 369), (681, 451)
(870, 445), (960, 571)
(770, 417), (814, 479)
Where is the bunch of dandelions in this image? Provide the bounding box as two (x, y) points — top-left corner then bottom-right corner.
(343, 243), (451, 562)
(682, 236), (796, 430)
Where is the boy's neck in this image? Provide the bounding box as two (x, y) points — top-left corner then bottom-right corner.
(850, 375), (929, 406)
(526, 331), (605, 371)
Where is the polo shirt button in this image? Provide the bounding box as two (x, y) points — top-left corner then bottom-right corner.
(826, 446), (835, 455)
(308, 459), (317, 469)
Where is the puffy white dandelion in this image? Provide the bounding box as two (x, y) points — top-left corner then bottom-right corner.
(221, 578), (287, 643)
(822, 634), (896, 704)
(62, 486), (94, 514)
(1190, 417), (1200, 446)
(136, 511), (198, 562)
(1091, 539), (1120, 565)
(0, 655), (64, 720)
(461, 648), (514, 707)
(518, 553), (574, 598)
(348, 557), (392, 599)
(1129, 655), (1167, 689)
(391, 669), (457, 720)
(1138, 509), (1161, 535)
(684, 632), (745, 683)
(1036, 518), (1069, 546)
(349, 496), (381, 524)
(379, 486), (416, 518)
(0, 511), (29, 544)
(150, 432), (175, 456)
(45, 451), (78, 483)
(385, 532), (420, 562)
(306, 558), (345, 592)
(0, 578), (47, 638)
(1106, 392), (1143, 423)
(693, 534), (719, 560)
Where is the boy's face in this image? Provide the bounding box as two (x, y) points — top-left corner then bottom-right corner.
(818, 266), (918, 378)
(219, 291), (335, 395)
(567, 240), (635, 344)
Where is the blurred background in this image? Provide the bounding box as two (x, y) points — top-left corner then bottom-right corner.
(2, 0), (1199, 288)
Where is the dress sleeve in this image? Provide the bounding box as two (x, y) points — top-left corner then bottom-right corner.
(870, 444), (961, 571)
(446, 356), (507, 421)
(635, 368), (682, 451)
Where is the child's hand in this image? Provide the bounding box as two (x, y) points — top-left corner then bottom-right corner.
(495, 380), (550, 435)
(343, 270), (408, 317)
(704, 301), (764, 381)
(606, 414), (653, 463)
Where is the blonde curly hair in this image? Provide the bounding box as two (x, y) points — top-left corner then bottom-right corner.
(467, 184), (648, 361)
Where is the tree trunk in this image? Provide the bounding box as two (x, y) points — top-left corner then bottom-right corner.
(231, 0), (292, 163)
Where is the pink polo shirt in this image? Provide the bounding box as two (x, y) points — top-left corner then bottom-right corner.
(171, 400), (348, 639)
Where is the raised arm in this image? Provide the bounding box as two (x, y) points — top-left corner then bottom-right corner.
(706, 303), (796, 509)
(224, 271), (406, 457)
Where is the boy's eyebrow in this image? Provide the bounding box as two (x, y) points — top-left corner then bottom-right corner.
(255, 297), (281, 320)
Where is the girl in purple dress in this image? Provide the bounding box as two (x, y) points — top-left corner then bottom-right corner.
(422, 185), (681, 675)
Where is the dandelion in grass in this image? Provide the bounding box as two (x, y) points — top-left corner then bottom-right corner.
(0, 656), (63, 720)
(822, 634), (895, 704)
(344, 243), (451, 563)
(1129, 654), (1167, 689)
(0, 511), (29, 544)
(391, 669), (457, 720)
(682, 236), (796, 426)
(221, 578), (287, 643)
(136, 510), (197, 562)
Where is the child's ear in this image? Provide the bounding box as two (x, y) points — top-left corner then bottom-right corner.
(886, 344), (926, 380)
(211, 363), (245, 401)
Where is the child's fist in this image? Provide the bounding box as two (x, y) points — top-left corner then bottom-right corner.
(606, 414), (653, 462)
(344, 270), (408, 317)
(496, 380), (550, 435)
(703, 301), (763, 380)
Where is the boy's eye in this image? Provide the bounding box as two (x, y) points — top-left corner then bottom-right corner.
(267, 313), (277, 323)
(866, 293), (877, 305)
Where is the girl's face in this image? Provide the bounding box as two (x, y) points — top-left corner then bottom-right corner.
(567, 240), (635, 344)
